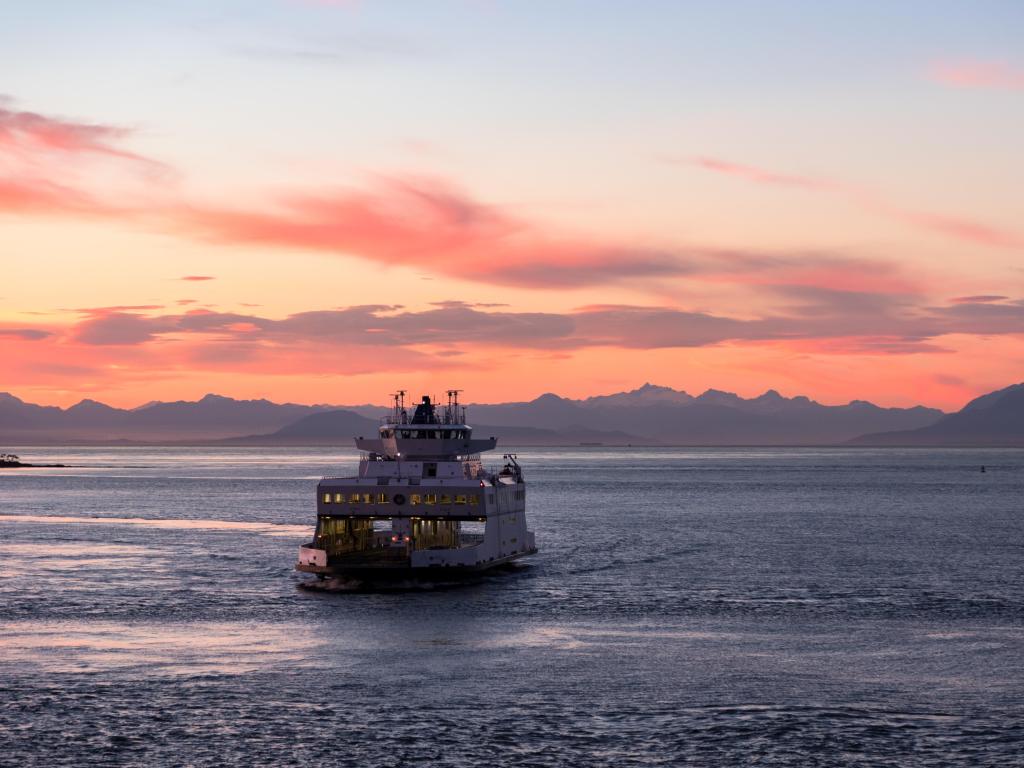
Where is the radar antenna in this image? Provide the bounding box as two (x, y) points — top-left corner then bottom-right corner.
(446, 389), (463, 424)
(392, 390), (408, 423)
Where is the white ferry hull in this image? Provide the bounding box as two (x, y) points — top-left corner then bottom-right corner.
(295, 392), (536, 583)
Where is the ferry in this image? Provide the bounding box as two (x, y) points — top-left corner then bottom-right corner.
(296, 390), (536, 579)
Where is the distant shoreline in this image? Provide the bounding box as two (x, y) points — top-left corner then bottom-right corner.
(0, 461), (67, 468)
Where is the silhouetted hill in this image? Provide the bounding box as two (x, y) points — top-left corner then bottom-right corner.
(465, 389), (942, 444)
(0, 385), (950, 446)
(0, 392), (333, 442)
(851, 383), (1024, 446)
(218, 409), (381, 445)
(221, 409), (651, 446)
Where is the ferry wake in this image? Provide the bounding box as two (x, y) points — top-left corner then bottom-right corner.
(297, 390), (536, 580)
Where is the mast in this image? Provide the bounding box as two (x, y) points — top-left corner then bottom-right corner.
(392, 390), (408, 424)
(446, 389), (463, 425)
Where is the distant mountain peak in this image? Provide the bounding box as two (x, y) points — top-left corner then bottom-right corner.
(696, 389), (743, 405)
(635, 382), (673, 393)
(66, 398), (117, 412)
(199, 393), (232, 403)
(580, 383), (693, 408)
(532, 392), (568, 404)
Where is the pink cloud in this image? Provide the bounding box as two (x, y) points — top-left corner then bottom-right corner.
(173, 177), (923, 292)
(929, 60), (1024, 91)
(690, 156), (1024, 250)
(950, 295), (1008, 304)
(0, 105), (143, 162)
(0, 101), (1005, 298)
(173, 177), (696, 289)
(691, 157), (831, 190)
(0, 100), (171, 229)
(890, 210), (1024, 249)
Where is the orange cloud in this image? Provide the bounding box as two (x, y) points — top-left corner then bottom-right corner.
(0, 176), (115, 215)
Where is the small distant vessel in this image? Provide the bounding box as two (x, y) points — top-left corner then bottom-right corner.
(297, 390), (536, 579)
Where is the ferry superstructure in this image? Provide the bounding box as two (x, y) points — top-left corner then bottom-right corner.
(296, 390), (536, 578)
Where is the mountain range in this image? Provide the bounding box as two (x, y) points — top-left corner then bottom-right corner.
(851, 383), (1024, 446)
(0, 393), (334, 442)
(8, 381), (1012, 446)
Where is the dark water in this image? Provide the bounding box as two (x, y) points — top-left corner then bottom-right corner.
(1, 447), (1023, 766)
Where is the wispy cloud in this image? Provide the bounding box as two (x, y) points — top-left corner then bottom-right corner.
(929, 60), (1024, 91)
(0, 100), (166, 218)
(691, 157), (831, 191)
(0, 103), (145, 163)
(173, 176), (699, 289)
(0, 327), (52, 340)
(0, 101), (1008, 300)
(950, 295), (1008, 304)
(687, 155), (1024, 250)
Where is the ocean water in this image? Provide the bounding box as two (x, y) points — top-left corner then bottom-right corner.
(1, 446), (1022, 766)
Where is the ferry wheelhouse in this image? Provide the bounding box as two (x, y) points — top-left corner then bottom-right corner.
(296, 391), (536, 578)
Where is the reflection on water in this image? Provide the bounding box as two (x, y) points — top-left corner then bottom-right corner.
(1, 446), (1023, 765)
(0, 514), (310, 537)
(0, 621), (323, 676)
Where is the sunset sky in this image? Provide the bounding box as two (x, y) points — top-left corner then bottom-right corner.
(3, 1), (1023, 410)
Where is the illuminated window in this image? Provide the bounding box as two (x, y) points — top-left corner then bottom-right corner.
(469, 494), (479, 505)
(377, 493), (389, 504)
(361, 493), (373, 504)
(410, 494), (422, 505)
(334, 492), (343, 503)
(455, 494), (467, 505)
(440, 494), (452, 505)
(425, 494), (437, 505)
(349, 493), (360, 503)
(322, 492), (331, 504)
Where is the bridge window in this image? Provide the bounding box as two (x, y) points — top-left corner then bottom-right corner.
(322, 492), (331, 504)
(410, 494), (422, 505)
(361, 493), (373, 504)
(349, 493), (360, 504)
(425, 494), (437, 505)
(455, 494), (467, 505)
(440, 494), (451, 505)
(334, 492), (343, 503)
(377, 493), (389, 504)
(469, 494), (479, 506)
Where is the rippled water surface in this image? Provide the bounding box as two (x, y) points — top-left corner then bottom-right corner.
(2, 447), (1023, 766)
